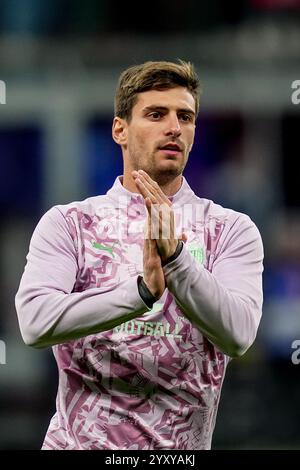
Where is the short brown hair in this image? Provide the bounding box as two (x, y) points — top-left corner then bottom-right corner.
(114, 60), (201, 121)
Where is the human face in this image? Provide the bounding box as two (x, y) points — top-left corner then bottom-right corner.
(123, 87), (196, 186)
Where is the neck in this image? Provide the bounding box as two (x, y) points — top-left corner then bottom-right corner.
(122, 171), (140, 193)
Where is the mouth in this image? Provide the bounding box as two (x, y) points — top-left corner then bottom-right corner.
(158, 142), (182, 156)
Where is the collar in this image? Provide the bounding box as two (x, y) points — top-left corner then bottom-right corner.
(106, 175), (196, 207)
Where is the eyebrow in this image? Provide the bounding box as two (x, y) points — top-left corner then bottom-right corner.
(142, 105), (195, 116)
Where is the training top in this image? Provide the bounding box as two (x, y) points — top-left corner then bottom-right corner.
(15, 175), (264, 450)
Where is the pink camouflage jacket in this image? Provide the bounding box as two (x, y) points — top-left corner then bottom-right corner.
(15, 175), (264, 450)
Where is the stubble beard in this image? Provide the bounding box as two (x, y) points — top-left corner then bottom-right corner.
(130, 147), (188, 186)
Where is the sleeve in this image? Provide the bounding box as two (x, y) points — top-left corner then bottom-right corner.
(162, 215), (264, 357)
(15, 207), (151, 348)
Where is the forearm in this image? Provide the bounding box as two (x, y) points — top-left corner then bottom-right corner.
(16, 276), (150, 348)
(163, 245), (263, 357)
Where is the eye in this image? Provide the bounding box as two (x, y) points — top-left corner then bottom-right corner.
(148, 111), (162, 120)
(179, 114), (192, 122)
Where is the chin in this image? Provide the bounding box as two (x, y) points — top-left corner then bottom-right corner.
(160, 160), (184, 174)
(152, 167), (183, 184)
(143, 156), (186, 181)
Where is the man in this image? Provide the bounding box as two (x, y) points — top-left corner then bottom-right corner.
(15, 60), (264, 450)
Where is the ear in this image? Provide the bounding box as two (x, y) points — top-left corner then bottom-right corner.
(112, 117), (128, 146)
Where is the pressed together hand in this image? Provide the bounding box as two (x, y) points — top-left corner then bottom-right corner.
(132, 169), (187, 299)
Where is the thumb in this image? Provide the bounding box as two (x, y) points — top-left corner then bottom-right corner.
(181, 232), (188, 243)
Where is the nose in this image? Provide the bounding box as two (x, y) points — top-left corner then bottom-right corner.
(164, 113), (181, 138)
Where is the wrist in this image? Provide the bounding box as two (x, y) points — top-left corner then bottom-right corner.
(161, 241), (184, 267)
(160, 240), (178, 263)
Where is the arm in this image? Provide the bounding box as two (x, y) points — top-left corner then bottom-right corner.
(163, 216), (264, 358)
(15, 207), (151, 348)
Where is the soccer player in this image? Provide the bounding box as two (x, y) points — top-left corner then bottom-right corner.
(15, 60), (264, 450)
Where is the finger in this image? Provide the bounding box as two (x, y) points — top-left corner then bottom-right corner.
(145, 196), (153, 217)
(146, 205), (152, 239)
(143, 186), (171, 238)
(145, 196), (161, 238)
(138, 170), (171, 206)
(143, 208), (150, 241)
(160, 207), (174, 239)
(150, 202), (160, 240)
(138, 176), (165, 205)
(146, 203), (160, 241)
(157, 202), (175, 240)
(135, 178), (157, 204)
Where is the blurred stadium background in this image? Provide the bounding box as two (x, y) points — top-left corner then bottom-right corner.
(0, 0), (300, 449)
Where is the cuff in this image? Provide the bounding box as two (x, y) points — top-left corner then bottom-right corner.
(137, 276), (157, 309)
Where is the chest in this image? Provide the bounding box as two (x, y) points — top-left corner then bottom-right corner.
(73, 211), (225, 290)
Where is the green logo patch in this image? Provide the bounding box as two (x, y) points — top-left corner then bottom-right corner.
(187, 244), (205, 264)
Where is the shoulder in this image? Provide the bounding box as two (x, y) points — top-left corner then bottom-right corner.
(191, 193), (254, 228)
(54, 194), (111, 219)
(189, 193), (262, 251)
(32, 194), (111, 242)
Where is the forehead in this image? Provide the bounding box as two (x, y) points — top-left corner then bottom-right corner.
(133, 87), (196, 113)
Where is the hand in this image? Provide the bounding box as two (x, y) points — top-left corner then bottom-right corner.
(133, 170), (187, 262)
(143, 212), (166, 299)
